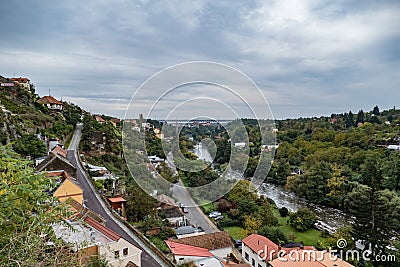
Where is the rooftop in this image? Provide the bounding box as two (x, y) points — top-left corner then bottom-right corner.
(242, 234), (279, 259)
(165, 240), (213, 257)
(84, 216), (120, 241)
(108, 196), (127, 203)
(173, 231), (232, 250)
(38, 95), (63, 105)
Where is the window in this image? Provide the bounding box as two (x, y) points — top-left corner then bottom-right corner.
(123, 247), (128, 256)
(245, 252), (249, 261)
(252, 258), (255, 266)
(114, 250), (120, 259)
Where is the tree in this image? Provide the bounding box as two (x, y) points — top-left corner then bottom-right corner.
(258, 226), (289, 245)
(125, 182), (157, 222)
(372, 105), (380, 116)
(345, 111), (355, 128)
(243, 214), (262, 235)
(288, 208), (316, 232)
(13, 134), (47, 158)
(356, 109), (365, 124)
(345, 184), (400, 267)
(278, 207), (289, 217)
(0, 146), (81, 266)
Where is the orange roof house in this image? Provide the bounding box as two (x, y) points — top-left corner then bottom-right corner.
(52, 173), (83, 204)
(38, 95), (63, 111)
(108, 196), (127, 218)
(10, 77), (30, 90)
(166, 231), (233, 264)
(51, 145), (67, 158)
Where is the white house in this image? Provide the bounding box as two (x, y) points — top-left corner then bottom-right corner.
(53, 216), (142, 267)
(38, 95), (63, 111)
(166, 231), (233, 263)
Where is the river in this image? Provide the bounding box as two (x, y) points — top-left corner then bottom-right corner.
(193, 143), (353, 233)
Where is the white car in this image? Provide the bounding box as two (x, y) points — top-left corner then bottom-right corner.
(208, 211), (222, 218)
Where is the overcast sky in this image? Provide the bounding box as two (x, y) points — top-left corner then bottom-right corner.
(1, 0), (399, 119)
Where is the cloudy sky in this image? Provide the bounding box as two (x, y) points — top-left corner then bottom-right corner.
(1, 0), (399, 119)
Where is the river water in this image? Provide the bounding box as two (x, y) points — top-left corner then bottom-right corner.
(193, 143), (353, 233)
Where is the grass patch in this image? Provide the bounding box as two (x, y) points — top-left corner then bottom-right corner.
(272, 208), (330, 248)
(224, 226), (246, 240)
(148, 236), (170, 253)
(200, 201), (215, 214)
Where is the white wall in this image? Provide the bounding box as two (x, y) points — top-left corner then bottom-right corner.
(174, 255), (207, 265)
(99, 238), (142, 267)
(242, 243), (267, 267)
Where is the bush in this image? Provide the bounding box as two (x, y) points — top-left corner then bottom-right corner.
(217, 217), (241, 228)
(288, 208), (316, 232)
(258, 226), (289, 245)
(279, 207), (289, 217)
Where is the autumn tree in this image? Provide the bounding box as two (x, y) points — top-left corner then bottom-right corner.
(0, 146), (81, 266)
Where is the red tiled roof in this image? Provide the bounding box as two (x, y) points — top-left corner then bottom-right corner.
(11, 77), (30, 83)
(165, 240), (213, 257)
(242, 234), (279, 259)
(84, 216), (120, 241)
(108, 197), (127, 203)
(51, 145), (67, 158)
(172, 231), (233, 250)
(38, 95), (63, 105)
(95, 115), (106, 122)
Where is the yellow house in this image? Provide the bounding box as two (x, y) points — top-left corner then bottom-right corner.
(53, 175), (83, 205)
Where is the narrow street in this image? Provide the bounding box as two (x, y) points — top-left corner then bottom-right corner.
(172, 180), (219, 233)
(67, 124), (170, 267)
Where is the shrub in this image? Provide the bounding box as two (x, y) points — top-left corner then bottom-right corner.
(288, 208), (316, 232)
(279, 207), (289, 217)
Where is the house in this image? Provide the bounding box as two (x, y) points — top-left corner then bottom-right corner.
(52, 216), (142, 267)
(38, 95), (63, 111)
(36, 153), (77, 176)
(87, 164), (109, 175)
(175, 226), (205, 239)
(157, 194), (185, 226)
(95, 115), (106, 124)
(268, 250), (354, 267)
(51, 144), (67, 158)
(194, 256), (225, 267)
(165, 239), (213, 264)
(242, 234), (279, 267)
(10, 77), (30, 90)
(171, 231), (233, 259)
(49, 171), (83, 204)
(242, 234), (345, 267)
(108, 196), (127, 218)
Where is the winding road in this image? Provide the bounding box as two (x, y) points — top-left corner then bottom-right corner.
(67, 124), (170, 267)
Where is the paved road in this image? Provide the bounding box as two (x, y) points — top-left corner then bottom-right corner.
(67, 124), (169, 267)
(166, 152), (218, 234)
(172, 180), (219, 234)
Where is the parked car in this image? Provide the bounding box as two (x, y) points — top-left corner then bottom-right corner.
(208, 211), (222, 218)
(234, 240), (242, 250)
(214, 215), (224, 221)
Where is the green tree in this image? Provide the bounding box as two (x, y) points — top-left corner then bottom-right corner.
(258, 226), (289, 245)
(13, 134), (47, 158)
(356, 109), (365, 124)
(0, 146), (80, 266)
(345, 184), (400, 267)
(288, 208), (317, 232)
